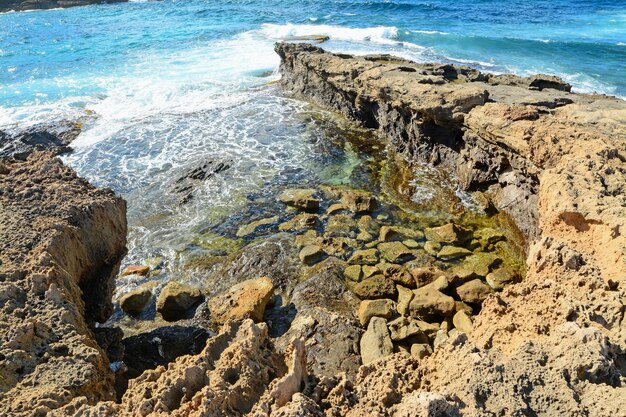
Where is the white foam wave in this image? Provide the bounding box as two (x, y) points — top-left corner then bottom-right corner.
(259, 23), (399, 45)
(411, 29), (449, 35)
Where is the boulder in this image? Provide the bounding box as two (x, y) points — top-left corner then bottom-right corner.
(121, 265), (150, 276)
(360, 317), (393, 364)
(423, 241), (441, 255)
(379, 263), (415, 288)
(396, 285), (414, 316)
(344, 265), (363, 282)
(279, 213), (319, 231)
(119, 282), (156, 316)
(456, 279), (493, 304)
(378, 241), (414, 263)
(452, 310), (473, 334)
(326, 203), (350, 215)
(362, 265), (380, 278)
(452, 252), (502, 280)
(409, 278), (455, 319)
(157, 281), (203, 322)
(236, 216), (279, 237)
(294, 230), (318, 247)
(358, 299), (395, 326)
(299, 245), (325, 265)
(348, 248), (379, 265)
(410, 343), (433, 360)
(437, 246), (472, 260)
(352, 275), (397, 300)
(486, 267), (519, 290)
(208, 277), (275, 325)
(387, 317), (428, 342)
(424, 223), (471, 245)
(325, 214), (358, 238)
(379, 225), (424, 242)
(357, 215), (380, 236)
(410, 266), (448, 288)
(278, 188), (320, 211)
(320, 185), (377, 213)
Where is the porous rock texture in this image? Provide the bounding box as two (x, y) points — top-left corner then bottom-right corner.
(0, 152), (127, 415)
(274, 43), (626, 415)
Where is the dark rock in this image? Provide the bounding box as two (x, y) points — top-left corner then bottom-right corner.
(0, 120), (83, 159)
(0, 0), (127, 12)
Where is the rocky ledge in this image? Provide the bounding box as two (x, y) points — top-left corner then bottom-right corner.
(0, 152), (127, 415)
(0, 0), (126, 13)
(272, 43), (626, 415)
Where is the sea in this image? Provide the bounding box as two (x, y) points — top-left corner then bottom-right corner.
(1, 0), (624, 287)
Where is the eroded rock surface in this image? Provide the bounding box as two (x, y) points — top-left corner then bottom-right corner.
(0, 152), (127, 415)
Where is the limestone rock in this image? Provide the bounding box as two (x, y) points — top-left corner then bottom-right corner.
(452, 252), (502, 280)
(344, 264), (363, 282)
(360, 317), (393, 365)
(236, 216), (278, 237)
(378, 241), (414, 263)
(348, 248), (379, 265)
(410, 343), (433, 360)
(278, 188), (320, 211)
(452, 310), (473, 334)
(279, 213), (319, 231)
(379, 263), (415, 288)
(157, 281), (203, 321)
(424, 223), (471, 245)
(119, 282), (156, 316)
(121, 265), (150, 276)
(325, 214), (358, 237)
(410, 266), (448, 288)
(423, 241), (441, 255)
(320, 185), (377, 213)
(208, 277), (274, 325)
(358, 299), (395, 326)
(362, 265), (380, 278)
(409, 278), (455, 319)
(352, 275), (397, 300)
(299, 245), (325, 265)
(437, 245), (472, 260)
(486, 267), (519, 290)
(387, 317), (428, 342)
(396, 285), (414, 316)
(456, 279), (493, 304)
(294, 230), (318, 247)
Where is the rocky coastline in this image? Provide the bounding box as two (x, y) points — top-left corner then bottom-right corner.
(0, 0), (126, 13)
(0, 43), (625, 416)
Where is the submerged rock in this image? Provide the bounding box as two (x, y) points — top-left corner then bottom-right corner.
(348, 248), (379, 265)
(424, 223), (471, 245)
(378, 241), (414, 263)
(278, 188), (320, 211)
(236, 215), (279, 237)
(121, 264), (150, 276)
(279, 213), (319, 231)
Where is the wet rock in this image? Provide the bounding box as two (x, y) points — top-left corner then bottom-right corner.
(486, 267), (519, 290)
(379, 225), (424, 242)
(157, 281), (203, 322)
(173, 159), (231, 204)
(424, 223), (471, 245)
(0, 119), (83, 159)
(344, 265), (363, 282)
(325, 214), (358, 238)
(410, 343), (433, 360)
(403, 239), (421, 249)
(360, 317), (393, 364)
(456, 279), (493, 305)
(320, 185), (377, 213)
(278, 188), (320, 211)
(348, 248), (379, 265)
(474, 227), (506, 249)
(452, 310), (473, 334)
(378, 241), (414, 263)
(353, 275), (397, 299)
(121, 265), (150, 276)
(119, 282), (156, 316)
(379, 263), (415, 288)
(236, 216), (279, 237)
(208, 277), (274, 325)
(437, 245), (472, 260)
(357, 215), (380, 235)
(326, 203), (350, 215)
(362, 265), (380, 278)
(0, 0), (127, 13)
(409, 277), (455, 319)
(358, 299), (395, 326)
(356, 230), (374, 242)
(299, 245), (325, 265)
(294, 230), (318, 247)
(451, 252), (502, 280)
(423, 241), (441, 255)
(396, 285), (414, 316)
(528, 74), (572, 92)
(279, 213), (319, 232)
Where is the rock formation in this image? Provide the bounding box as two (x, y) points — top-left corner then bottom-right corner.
(0, 0), (126, 13)
(273, 42), (626, 416)
(0, 152), (127, 415)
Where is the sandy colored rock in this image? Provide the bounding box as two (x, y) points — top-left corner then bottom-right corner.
(396, 285), (414, 316)
(410, 266), (448, 288)
(358, 299), (395, 326)
(455, 279), (492, 305)
(387, 317), (427, 342)
(377, 241), (414, 263)
(452, 310), (473, 334)
(119, 281), (156, 316)
(157, 281), (203, 322)
(409, 278), (455, 319)
(379, 263), (415, 288)
(236, 216), (278, 237)
(347, 248), (379, 265)
(279, 213), (319, 231)
(343, 264), (363, 282)
(299, 244), (325, 265)
(436, 245), (472, 260)
(320, 185), (377, 213)
(278, 188), (320, 211)
(208, 277), (274, 325)
(352, 275), (397, 300)
(121, 265), (150, 276)
(409, 344), (433, 360)
(486, 267), (519, 290)
(424, 223), (470, 245)
(360, 317), (393, 365)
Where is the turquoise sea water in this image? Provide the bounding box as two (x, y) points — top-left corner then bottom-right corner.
(0, 0), (624, 271)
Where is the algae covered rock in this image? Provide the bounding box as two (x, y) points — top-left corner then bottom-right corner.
(208, 277), (275, 325)
(299, 245), (325, 265)
(344, 264), (363, 282)
(378, 241), (414, 263)
(353, 275), (397, 299)
(236, 216), (279, 237)
(321, 185), (377, 213)
(348, 248), (379, 265)
(157, 281), (203, 321)
(279, 213), (319, 231)
(278, 188), (320, 211)
(437, 245), (472, 260)
(486, 267), (519, 290)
